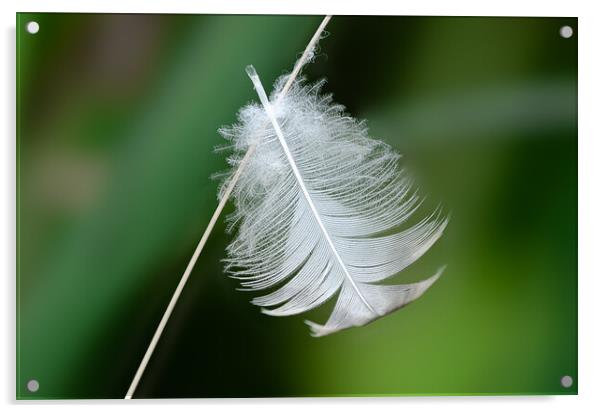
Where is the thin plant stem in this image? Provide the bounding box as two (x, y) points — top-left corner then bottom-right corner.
(125, 14), (333, 399)
(279, 15), (331, 98)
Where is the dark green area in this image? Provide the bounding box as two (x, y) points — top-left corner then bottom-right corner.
(16, 14), (577, 399)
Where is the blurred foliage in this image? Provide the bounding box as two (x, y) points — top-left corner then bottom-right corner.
(17, 14), (577, 398)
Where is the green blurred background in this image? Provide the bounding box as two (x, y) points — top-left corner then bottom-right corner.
(16, 14), (577, 399)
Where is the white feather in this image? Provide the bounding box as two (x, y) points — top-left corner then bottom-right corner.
(218, 65), (448, 337)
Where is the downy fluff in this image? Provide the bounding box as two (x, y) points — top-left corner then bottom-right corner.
(218, 66), (447, 337)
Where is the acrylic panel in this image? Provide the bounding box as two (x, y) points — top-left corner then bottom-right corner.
(16, 13), (577, 399)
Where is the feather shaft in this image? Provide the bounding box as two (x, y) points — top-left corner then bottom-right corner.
(246, 65), (379, 315)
